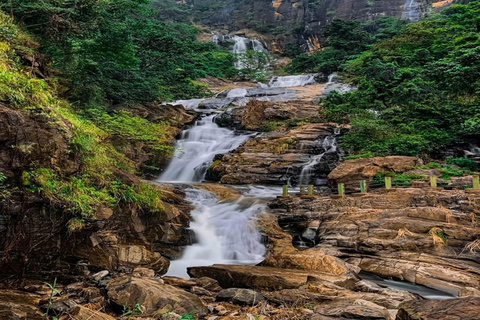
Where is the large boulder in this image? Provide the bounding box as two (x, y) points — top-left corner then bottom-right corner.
(106, 276), (206, 316)
(396, 297), (480, 320)
(328, 156), (423, 191)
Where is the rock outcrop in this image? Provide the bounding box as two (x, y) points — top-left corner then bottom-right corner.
(106, 275), (206, 316)
(189, 0), (453, 51)
(396, 297), (480, 320)
(207, 123), (347, 185)
(327, 156), (423, 191)
(268, 187), (480, 296)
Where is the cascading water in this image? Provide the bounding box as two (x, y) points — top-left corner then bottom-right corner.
(402, 0), (422, 22)
(268, 74), (317, 88)
(298, 134), (338, 185)
(159, 114), (252, 183)
(166, 188), (266, 278)
(159, 110), (266, 277)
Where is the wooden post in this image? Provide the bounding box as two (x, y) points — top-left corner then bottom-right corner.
(282, 185), (289, 197)
(385, 177), (392, 189)
(308, 185), (314, 196)
(338, 183), (345, 196)
(300, 185), (306, 196)
(360, 180), (367, 193)
(473, 175), (480, 189)
(430, 176), (437, 188)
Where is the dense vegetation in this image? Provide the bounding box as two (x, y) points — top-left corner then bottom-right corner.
(0, 0), (236, 105)
(0, 0), (238, 228)
(319, 2), (480, 158)
(287, 18), (408, 74)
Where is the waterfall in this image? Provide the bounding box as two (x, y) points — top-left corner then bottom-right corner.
(298, 135), (338, 185)
(159, 110), (266, 278)
(402, 0), (422, 22)
(268, 74), (317, 88)
(166, 188), (266, 278)
(159, 114), (253, 183)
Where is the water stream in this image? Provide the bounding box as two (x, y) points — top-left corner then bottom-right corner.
(165, 188), (266, 277)
(160, 114), (252, 183)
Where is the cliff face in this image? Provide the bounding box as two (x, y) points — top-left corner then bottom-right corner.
(190, 0), (451, 51)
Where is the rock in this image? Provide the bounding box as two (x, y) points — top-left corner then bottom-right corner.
(396, 297), (480, 320)
(117, 245), (170, 273)
(132, 267), (155, 278)
(71, 305), (116, 320)
(91, 270), (109, 279)
(327, 156), (423, 191)
(106, 276), (206, 316)
(216, 288), (266, 305)
(269, 188), (480, 295)
(163, 276), (223, 292)
(207, 123), (347, 185)
(261, 247), (358, 277)
(187, 264), (357, 291)
(0, 290), (43, 320)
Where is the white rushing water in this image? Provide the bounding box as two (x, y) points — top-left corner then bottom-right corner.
(402, 0), (422, 22)
(166, 188), (266, 278)
(159, 114), (252, 183)
(298, 135), (338, 185)
(268, 74), (317, 88)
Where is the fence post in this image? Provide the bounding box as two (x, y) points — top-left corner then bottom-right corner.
(282, 185), (289, 197)
(385, 177), (392, 189)
(473, 175), (480, 189)
(300, 185), (306, 196)
(430, 176), (437, 188)
(338, 183), (345, 196)
(308, 185), (314, 196)
(360, 180), (367, 193)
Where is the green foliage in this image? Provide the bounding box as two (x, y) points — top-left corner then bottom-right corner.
(345, 151), (375, 159)
(0, 0), (237, 106)
(288, 17), (407, 74)
(321, 2), (480, 156)
(447, 157), (478, 171)
(374, 172), (426, 186)
(178, 311), (198, 320)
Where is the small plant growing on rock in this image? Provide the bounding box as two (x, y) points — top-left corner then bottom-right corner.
(44, 278), (61, 320)
(122, 303), (143, 318)
(428, 227), (448, 247)
(178, 310), (198, 320)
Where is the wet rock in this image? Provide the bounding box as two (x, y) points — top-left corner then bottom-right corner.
(328, 156), (423, 191)
(216, 288), (266, 305)
(396, 297), (480, 320)
(187, 264), (357, 291)
(207, 123), (347, 185)
(71, 305), (116, 320)
(106, 275), (206, 316)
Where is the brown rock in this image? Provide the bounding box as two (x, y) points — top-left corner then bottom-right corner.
(106, 276), (206, 316)
(328, 156), (423, 191)
(71, 306), (116, 320)
(187, 264), (357, 291)
(396, 297), (480, 320)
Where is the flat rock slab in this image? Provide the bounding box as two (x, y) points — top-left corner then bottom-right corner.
(396, 297), (480, 320)
(187, 264), (355, 291)
(106, 276), (206, 316)
(217, 288), (266, 305)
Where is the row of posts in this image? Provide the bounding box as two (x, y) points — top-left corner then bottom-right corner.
(282, 175), (480, 197)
